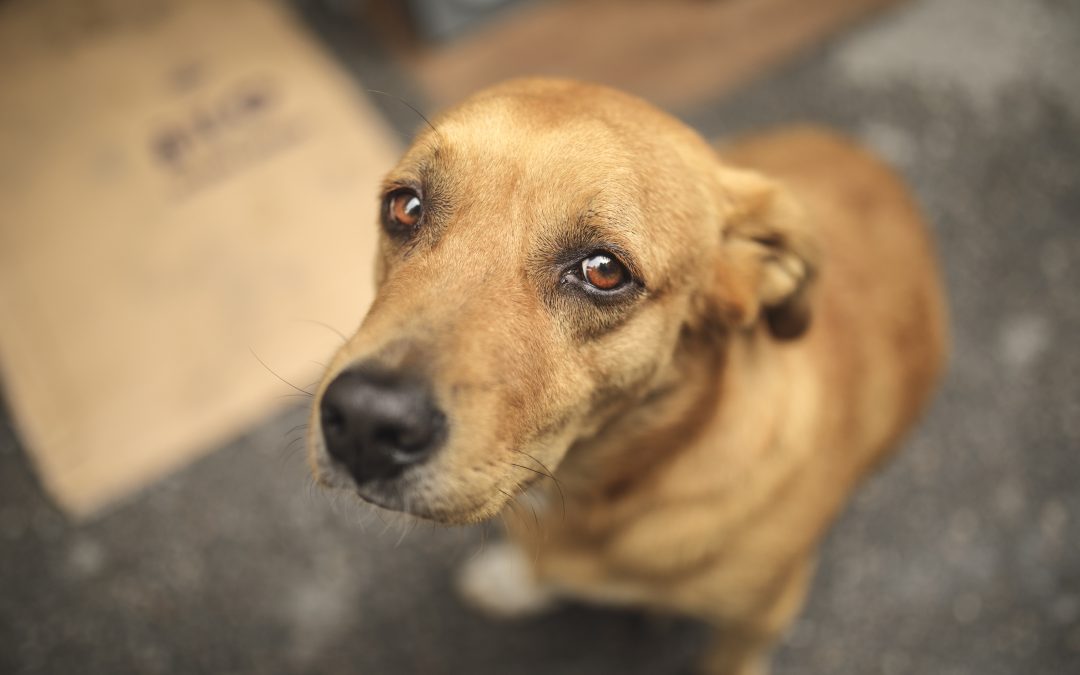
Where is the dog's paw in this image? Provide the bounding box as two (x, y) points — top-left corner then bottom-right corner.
(456, 542), (556, 619)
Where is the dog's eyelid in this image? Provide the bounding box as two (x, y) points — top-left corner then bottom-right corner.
(610, 248), (644, 285)
(551, 229), (643, 280)
(380, 177), (423, 196)
(566, 214), (644, 279)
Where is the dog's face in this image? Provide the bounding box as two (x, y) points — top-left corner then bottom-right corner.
(308, 79), (816, 523)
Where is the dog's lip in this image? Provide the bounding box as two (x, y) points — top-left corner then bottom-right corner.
(311, 438), (526, 522)
(331, 475), (508, 524)
(322, 460), (406, 510)
(350, 486), (402, 511)
(348, 489), (492, 524)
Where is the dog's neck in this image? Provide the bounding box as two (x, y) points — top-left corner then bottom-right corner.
(556, 328), (745, 508)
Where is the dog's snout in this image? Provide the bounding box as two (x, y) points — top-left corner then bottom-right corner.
(319, 366), (447, 483)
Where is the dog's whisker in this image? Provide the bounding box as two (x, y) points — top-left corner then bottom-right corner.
(500, 487), (544, 545)
(471, 520), (489, 561)
(279, 436), (306, 465)
(502, 461), (555, 540)
(278, 392), (314, 400)
(497, 487), (516, 505)
(512, 451), (567, 521)
(373, 508), (390, 531)
(283, 423), (309, 437)
(366, 89), (442, 140)
(496, 509), (513, 537)
(380, 516), (396, 539)
(249, 347), (314, 396)
(354, 501), (375, 530)
(506, 462), (548, 481)
(528, 501), (541, 534)
(379, 509), (414, 539)
(327, 488), (343, 518)
(295, 318), (349, 345)
(395, 508), (414, 548)
(526, 500), (544, 563)
(303, 475), (320, 505)
(350, 502), (371, 534)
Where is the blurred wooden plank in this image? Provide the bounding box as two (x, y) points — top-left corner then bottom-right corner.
(387, 0), (906, 110)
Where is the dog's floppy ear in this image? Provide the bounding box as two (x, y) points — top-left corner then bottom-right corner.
(708, 167), (820, 340)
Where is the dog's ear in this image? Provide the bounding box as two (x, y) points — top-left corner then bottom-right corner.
(707, 167), (820, 340)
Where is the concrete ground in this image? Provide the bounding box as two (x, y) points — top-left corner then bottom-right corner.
(2, 0), (1079, 673)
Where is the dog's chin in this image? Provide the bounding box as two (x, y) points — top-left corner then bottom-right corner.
(317, 470), (512, 525)
(360, 487), (509, 525)
(309, 436), (559, 525)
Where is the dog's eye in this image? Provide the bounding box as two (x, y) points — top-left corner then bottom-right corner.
(383, 188), (422, 233)
(581, 253), (629, 291)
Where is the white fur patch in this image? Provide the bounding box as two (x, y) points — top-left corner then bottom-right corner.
(456, 542), (556, 618)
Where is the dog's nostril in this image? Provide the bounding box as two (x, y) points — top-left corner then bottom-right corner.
(378, 411), (447, 455)
(320, 402), (345, 437)
(374, 424), (411, 450)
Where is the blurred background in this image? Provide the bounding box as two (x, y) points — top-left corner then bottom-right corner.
(1, 0), (1078, 673)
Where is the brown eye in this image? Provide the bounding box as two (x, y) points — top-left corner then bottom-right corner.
(581, 252), (629, 291)
(384, 188), (422, 232)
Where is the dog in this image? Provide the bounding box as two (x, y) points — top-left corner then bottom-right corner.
(307, 78), (947, 674)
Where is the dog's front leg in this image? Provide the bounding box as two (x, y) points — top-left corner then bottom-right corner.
(456, 535), (646, 617)
(698, 559), (815, 675)
(456, 541), (557, 618)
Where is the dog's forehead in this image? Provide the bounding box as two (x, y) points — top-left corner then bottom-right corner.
(435, 102), (638, 187)
(388, 100), (646, 238)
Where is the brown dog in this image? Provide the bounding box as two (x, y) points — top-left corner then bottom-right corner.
(307, 78), (947, 674)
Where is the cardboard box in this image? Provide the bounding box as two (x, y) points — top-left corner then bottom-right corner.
(0, 0), (399, 518)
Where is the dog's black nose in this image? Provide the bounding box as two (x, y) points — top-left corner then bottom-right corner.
(319, 366), (447, 484)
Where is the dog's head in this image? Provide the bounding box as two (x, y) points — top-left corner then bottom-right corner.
(308, 79), (818, 522)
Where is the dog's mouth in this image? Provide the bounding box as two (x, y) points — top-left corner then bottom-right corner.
(311, 423), (561, 524)
(310, 434), (533, 524)
(343, 480), (406, 513)
(350, 480), (512, 524)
